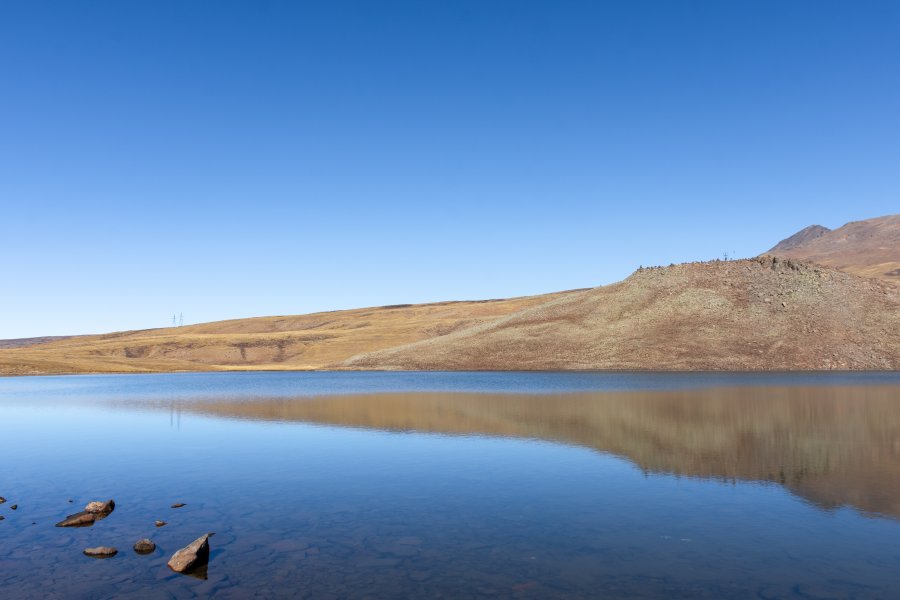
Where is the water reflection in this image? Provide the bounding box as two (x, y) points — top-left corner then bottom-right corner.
(165, 385), (900, 519)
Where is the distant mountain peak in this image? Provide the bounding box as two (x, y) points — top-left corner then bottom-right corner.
(766, 214), (899, 282)
(769, 224), (831, 252)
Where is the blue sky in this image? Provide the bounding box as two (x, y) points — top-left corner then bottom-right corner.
(2, 1), (898, 338)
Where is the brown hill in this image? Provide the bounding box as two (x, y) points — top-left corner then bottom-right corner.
(343, 257), (900, 371)
(769, 224), (831, 252)
(768, 215), (900, 281)
(0, 290), (581, 375)
(0, 336), (71, 349)
(2, 257), (898, 376)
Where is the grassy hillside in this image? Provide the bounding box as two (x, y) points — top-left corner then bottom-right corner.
(0, 290), (582, 375)
(345, 257), (900, 371)
(2, 255), (898, 375)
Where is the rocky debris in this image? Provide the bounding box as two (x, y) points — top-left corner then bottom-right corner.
(83, 546), (118, 558)
(155, 520), (167, 527)
(84, 499), (115, 514)
(167, 533), (214, 574)
(171, 503), (186, 508)
(133, 539), (156, 554)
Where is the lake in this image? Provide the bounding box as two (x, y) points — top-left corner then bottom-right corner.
(2, 371), (900, 599)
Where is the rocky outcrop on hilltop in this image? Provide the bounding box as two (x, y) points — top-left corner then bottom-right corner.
(343, 258), (900, 371)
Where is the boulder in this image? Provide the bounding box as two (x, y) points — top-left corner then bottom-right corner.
(57, 499), (116, 527)
(56, 512), (97, 527)
(167, 533), (214, 573)
(84, 500), (115, 514)
(133, 539), (156, 554)
(10, 505), (17, 510)
(171, 503), (186, 508)
(155, 520), (167, 527)
(83, 546), (117, 558)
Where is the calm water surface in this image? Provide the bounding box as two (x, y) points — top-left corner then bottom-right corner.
(2, 371), (900, 599)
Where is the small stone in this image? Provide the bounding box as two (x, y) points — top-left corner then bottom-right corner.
(10, 505), (17, 510)
(84, 500), (115, 514)
(171, 503), (186, 509)
(84, 546), (118, 558)
(0, 497), (6, 504)
(133, 539), (156, 554)
(0, 515), (5, 521)
(782, 301), (787, 307)
(167, 533), (214, 573)
(155, 520), (167, 527)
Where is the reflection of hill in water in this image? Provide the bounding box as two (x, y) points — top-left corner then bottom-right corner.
(179, 386), (900, 519)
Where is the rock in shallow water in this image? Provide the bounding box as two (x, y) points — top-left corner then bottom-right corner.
(10, 505), (17, 510)
(84, 499), (115, 514)
(56, 512), (97, 527)
(133, 539), (156, 554)
(84, 546), (117, 558)
(167, 533), (214, 573)
(56, 499), (115, 527)
(171, 503), (186, 509)
(155, 520), (167, 527)
(0, 496), (6, 504)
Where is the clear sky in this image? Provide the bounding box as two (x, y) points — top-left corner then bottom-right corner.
(1, 1), (898, 338)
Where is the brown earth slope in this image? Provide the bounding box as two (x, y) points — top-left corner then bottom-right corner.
(0, 336), (71, 349)
(2, 240), (898, 375)
(768, 214), (900, 282)
(769, 224), (831, 252)
(0, 291), (582, 375)
(344, 257), (900, 371)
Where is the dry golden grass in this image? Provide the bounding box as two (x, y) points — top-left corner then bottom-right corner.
(0, 290), (582, 375)
(2, 226), (898, 375)
(346, 257), (900, 371)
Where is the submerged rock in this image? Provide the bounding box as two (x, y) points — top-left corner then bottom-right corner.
(84, 546), (118, 558)
(133, 539), (156, 554)
(167, 533), (214, 574)
(56, 512), (97, 527)
(84, 499), (115, 514)
(57, 499), (115, 527)
(155, 520), (167, 527)
(171, 503), (186, 509)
